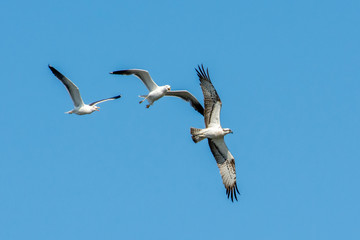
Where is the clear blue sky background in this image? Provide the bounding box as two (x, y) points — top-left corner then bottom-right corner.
(1, 0), (359, 239)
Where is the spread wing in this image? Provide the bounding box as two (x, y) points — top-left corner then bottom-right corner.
(165, 90), (204, 115)
(208, 138), (239, 202)
(110, 69), (158, 92)
(48, 65), (84, 107)
(195, 65), (222, 127)
(89, 95), (121, 106)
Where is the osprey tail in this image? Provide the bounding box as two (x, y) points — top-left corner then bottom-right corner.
(190, 127), (206, 143)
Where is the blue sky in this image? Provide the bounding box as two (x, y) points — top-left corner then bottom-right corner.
(1, 0), (359, 239)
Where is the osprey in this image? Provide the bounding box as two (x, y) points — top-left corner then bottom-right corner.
(49, 65), (121, 115)
(191, 65), (239, 201)
(110, 69), (204, 115)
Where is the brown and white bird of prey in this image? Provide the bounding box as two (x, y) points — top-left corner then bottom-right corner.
(110, 69), (204, 115)
(49, 65), (121, 115)
(190, 65), (239, 201)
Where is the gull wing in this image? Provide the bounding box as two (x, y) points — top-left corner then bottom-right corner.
(195, 65), (222, 127)
(165, 90), (204, 115)
(110, 69), (158, 92)
(208, 138), (239, 202)
(48, 65), (84, 107)
(89, 95), (121, 106)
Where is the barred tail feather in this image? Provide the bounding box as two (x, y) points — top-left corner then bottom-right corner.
(190, 127), (202, 135)
(192, 135), (206, 143)
(190, 127), (205, 143)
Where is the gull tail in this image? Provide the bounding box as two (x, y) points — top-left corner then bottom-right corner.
(190, 127), (205, 143)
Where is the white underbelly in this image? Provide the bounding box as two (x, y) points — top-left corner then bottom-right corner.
(148, 90), (165, 101)
(202, 127), (224, 139)
(75, 106), (93, 115)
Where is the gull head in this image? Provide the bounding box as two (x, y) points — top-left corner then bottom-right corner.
(165, 85), (171, 91)
(223, 128), (233, 135)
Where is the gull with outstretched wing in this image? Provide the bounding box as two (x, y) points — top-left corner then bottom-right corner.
(49, 65), (121, 115)
(110, 69), (204, 115)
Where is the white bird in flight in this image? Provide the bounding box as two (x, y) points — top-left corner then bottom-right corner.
(190, 65), (239, 201)
(110, 69), (204, 115)
(49, 65), (121, 115)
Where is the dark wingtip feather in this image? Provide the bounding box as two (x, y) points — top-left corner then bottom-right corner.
(195, 64), (211, 82)
(48, 65), (55, 71)
(195, 66), (202, 79)
(226, 185), (240, 202)
(113, 95), (121, 99)
(192, 102), (204, 116)
(235, 183), (240, 195)
(198, 107), (204, 116)
(110, 70), (132, 75)
(48, 65), (63, 79)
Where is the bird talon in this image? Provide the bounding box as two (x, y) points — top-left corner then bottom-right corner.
(146, 105), (150, 108)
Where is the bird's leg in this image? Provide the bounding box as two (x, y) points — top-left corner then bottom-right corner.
(139, 95), (149, 104)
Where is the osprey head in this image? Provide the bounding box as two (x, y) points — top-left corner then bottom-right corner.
(223, 128), (233, 135)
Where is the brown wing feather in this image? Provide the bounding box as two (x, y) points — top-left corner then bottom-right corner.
(208, 138), (239, 202)
(195, 65), (222, 127)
